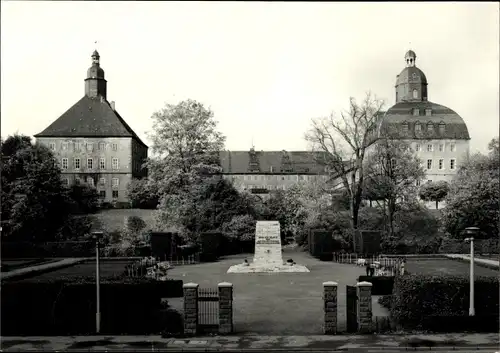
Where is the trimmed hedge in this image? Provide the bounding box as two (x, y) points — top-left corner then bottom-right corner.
(358, 276), (395, 295)
(1, 276), (183, 336)
(200, 231), (221, 262)
(309, 229), (333, 258)
(391, 273), (499, 332)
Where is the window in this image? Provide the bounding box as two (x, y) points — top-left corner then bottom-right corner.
(426, 109), (432, 116)
(99, 158), (105, 169)
(62, 142), (68, 150)
(87, 177), (94, 187)
(75, 177), (81, 185)
(87, 158), (93, 169)
(74, 142), (80, 151)
(413, 108), (419, 116)
(112, 190), (119, 199)
(63, 178), (69, 187)
(416, 180), (421, 186)
(98, 142), (105, 151)
(427, 123), (434, 133)
(112, 143), (118, 151)
(49, 142), (56, 151)
(112, 158), (119, 169)
(439, 123), (445, 134)
(439, 159), (444, 170)
(112, 178), (119, 188)
(427, 144), (433, 152)
(450, 143), (456, 152)
(61, 158), (68, 169)
(415, 122), (421, 132)
(439, 144), (444, 152)
(87, 143), (94, 152)
(99, 177), (106, 185)
(74, 158), (80, 170)
(412, 89), (418, 99)
(427, 180), (432, 183)
(450, 159), (456, 170)
(402, 122), (409, 132)
(427, 159), (432, 170)
(99, 190), (106, 199)
(415, 143), (421, 152)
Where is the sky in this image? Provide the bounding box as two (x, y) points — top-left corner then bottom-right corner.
(1, 2), (499, 154)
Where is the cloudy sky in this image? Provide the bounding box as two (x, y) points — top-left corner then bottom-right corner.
(1, 2), (498, 153)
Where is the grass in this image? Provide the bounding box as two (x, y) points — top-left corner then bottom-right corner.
(1, 259), (58, 273)
(405, 258), (499, 277)
(166, 249), (388, 335)
(85, 209), (158, 232)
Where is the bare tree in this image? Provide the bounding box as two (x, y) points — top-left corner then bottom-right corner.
(305, 92), (385, 246)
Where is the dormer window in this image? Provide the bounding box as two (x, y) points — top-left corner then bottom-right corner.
(415, 122), (421, 132)
(439, 122), (445, 134)
(412, 89), (418, 99)
(402, 122), (409, 132)
(427, 122), (434, 133)
(413, 108), (419, 116)
(425, 109), (432, 116)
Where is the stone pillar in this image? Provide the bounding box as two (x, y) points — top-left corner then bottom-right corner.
(218, 282), (233, 334)
(183, 282), (199, 336)
(323, 281), (338, 334)
(356, 281), (373, 334)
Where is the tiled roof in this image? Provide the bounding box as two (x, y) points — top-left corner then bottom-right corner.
(378, 101), (470, 140)
(34, 95), (147, 147)
(219, 150), (338, 174)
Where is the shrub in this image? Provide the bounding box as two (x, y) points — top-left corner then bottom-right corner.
(199, 231), (221, 261)
(309, 229), (333, 258)
(1, 276), (183, 336)
(391, 273), (499, 332)
(56, 216), (93, 240)
(358, 276), (395, 295)
(378, 294), (392, 309)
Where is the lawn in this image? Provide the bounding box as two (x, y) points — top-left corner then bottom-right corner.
(14, 260), (134, 281)
(405, 258), (498, 277)
(1, 259), (57, 273)
(85, 209), (158, 232)
(166, 249), (387, 335)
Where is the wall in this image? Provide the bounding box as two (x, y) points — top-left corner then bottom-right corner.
(222, 173), (331, 192)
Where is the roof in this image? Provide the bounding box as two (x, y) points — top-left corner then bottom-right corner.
(396, 66), (427, 85)
(219, 150), (351, 174)
(34, 95), (148, 148)
(377, 101), (470, 140)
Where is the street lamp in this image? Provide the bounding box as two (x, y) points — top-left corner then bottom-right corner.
(92, 231), (104, 333)
(464, 226), (480, 317)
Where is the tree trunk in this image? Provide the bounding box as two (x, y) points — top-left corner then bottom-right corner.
(435, 200), (438, 209)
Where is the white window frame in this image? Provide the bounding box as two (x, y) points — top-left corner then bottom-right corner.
(62, 142), (68, 150)
(112, 178), (119, 188)
(74, 142), (80, 151)
(63, 178), (70, 186)
(413, 108), (419, 116)
(413, 89), (418, 99)
(415, 123), (421, 132)
(450, 158), (456, 170)
(427, 144), (433, 152)
(415, 143), (421, 152)
(439, 144), (444, 152)
(112, 143), (118, 151)
(112, 190), (119, 199)
(450, 143), (456, 152)
(87, 177), (94, 187)
(416, 180), (421, 186)
(99, 177), (106, 185)
(99, 158), (105, 169)
(112, 158), (119, 170)
(98, 142), (105, 151)
(87, 158), (93, 170)
(438, 159), (444, 170)
(61, 158), (68, 169)
(427, 159), (432, 170)
(87, 143), (94, 152)
(49, 142), (56, 151)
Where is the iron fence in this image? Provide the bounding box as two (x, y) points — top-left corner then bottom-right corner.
(198, 287), (219, 333)
(332, 253), (405, 276)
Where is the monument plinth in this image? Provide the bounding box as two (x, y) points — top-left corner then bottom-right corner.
(227, 221), (309, 273)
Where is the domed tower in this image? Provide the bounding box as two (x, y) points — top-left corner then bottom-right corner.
(84, 50), (107, 98)
(395, 50), (428, 103)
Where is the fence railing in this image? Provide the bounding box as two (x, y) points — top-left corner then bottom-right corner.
(332, 253), (405, 276)
(198, 287), (219, 333)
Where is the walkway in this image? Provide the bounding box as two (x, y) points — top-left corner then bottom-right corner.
(445, 254), (499, 269)
(0, 258), (86, 281)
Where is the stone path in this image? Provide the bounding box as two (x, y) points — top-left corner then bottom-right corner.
(445, 254), (499, 269)
(0, 258), (87, 281)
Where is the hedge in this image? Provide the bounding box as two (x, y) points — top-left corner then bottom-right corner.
(309, 229), (333, 258)
(200, 231), (221, 261)
(358, 276), (395, 295)
(1, 276), (183, 336)
(391, 273), (499, 332)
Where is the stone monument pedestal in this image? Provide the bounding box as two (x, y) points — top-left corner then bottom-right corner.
(227, 221), (309, 273)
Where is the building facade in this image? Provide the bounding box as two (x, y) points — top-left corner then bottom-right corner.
(34, 51), (148, 206)
(377, 50), (470, 185)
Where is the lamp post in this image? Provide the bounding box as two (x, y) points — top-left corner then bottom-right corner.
(464, 227), (480, 317)
(92, 231), (104, 333)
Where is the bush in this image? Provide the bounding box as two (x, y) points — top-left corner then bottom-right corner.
(391, 274), (499, 332)
(309, 229), (333, 258)
(56, 216), (93, 240)
(0, 240), (96, 258)
(199, 231), (221, 261)
(438, 237), (499, 255)
(358, 276), (395, 295)
(1, 276), (183, 336)
(378, 294), (393, 309)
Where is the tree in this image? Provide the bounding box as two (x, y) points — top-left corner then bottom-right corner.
(1, 134), (71, 242)
(221, 214), (256, 241)
(418, 180), (450, 209)
(441, 138), (499, 239)
(147, 99), (226, 233)
(365, 138), (426, 235)
(305, 92), (385, 247)
(127, 178), (159, 209)
(68, 184), (99, 214)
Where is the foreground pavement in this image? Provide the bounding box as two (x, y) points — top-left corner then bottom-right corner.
(1, 334), (499, 352)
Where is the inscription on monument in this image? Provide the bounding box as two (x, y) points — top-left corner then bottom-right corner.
(255, 222), (281, 245)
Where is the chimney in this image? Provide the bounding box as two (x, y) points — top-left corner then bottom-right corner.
(110, 101), (115, 110)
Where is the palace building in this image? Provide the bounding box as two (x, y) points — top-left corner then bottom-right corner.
(34, 50), (148, 206)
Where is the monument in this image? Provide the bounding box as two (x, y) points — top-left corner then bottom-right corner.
(227, 221), (309, 273)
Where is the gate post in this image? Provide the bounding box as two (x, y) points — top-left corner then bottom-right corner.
(323, 281), (338, 334)
(183, 282), (199, 336)
(356, 281), (373, 334)
(218, 282), (233, 334)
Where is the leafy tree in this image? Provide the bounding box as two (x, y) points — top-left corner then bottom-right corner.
(68, 184), (99, 214)
(418, 180), (450, 209)
(147, 99), (225, 234)
(364, 138), (425, 235)
(441, 138), (499, 238)
(1, 134), (71, 242)
(127, 178), (159, 209)
(305, 92), (385, 248)
(221, 214), (256, 241)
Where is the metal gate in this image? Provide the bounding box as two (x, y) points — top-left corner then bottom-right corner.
(198, 287), (219, 334)
(346, 285), (358, 333)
